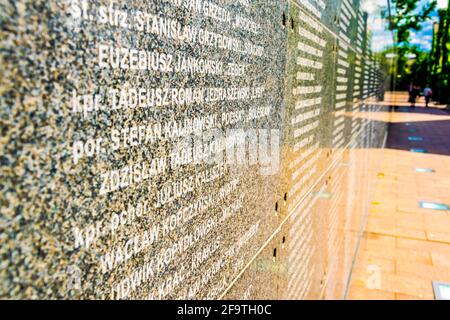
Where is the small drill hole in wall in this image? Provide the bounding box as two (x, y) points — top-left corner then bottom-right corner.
(282, 236), (286, 244)
(290, 18), (295, 30)
(281, 13), (287, 27)
(284, 193), (288, 202)
(273, 248), (277, 258)
(275, 202), (278, 212)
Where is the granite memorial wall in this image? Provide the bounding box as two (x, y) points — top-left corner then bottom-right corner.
(0, 0), (393, 299)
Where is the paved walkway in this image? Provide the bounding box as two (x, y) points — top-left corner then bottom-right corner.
(348, 93), (450, 300)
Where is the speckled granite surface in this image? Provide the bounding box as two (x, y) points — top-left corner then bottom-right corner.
(1, 0), (391, 299)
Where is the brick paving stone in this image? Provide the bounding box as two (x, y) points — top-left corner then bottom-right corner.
(348, 93), (450, 300)
(348, 284), (396, 300)
(431, 252), (450, 268)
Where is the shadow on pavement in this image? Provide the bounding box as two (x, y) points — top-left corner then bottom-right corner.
(386, 105), (450, 156)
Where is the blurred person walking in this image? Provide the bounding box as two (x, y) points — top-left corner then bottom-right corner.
(409, 85), (420, 108)
(423, 85), (433, 108)
(407, 82), (413, 103)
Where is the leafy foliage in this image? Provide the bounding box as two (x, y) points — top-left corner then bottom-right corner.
(384, 0), (437, 44)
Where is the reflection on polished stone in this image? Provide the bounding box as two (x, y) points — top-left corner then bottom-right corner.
(313, 191), (332, 199)
(0, 0), (395, 300)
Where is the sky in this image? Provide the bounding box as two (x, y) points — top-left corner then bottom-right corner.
(409, 0), (441, 51)
(366, 0), (448, 52)
(363, 0), (396, 52)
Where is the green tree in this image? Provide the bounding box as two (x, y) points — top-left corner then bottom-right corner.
(430, 5), (450, 104)
(377, 45), (429, 89)
(384, 0), (437, 45)
(382, 1), (439, 90)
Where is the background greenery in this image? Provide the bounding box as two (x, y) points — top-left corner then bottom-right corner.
(381, 0), (449, 104)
